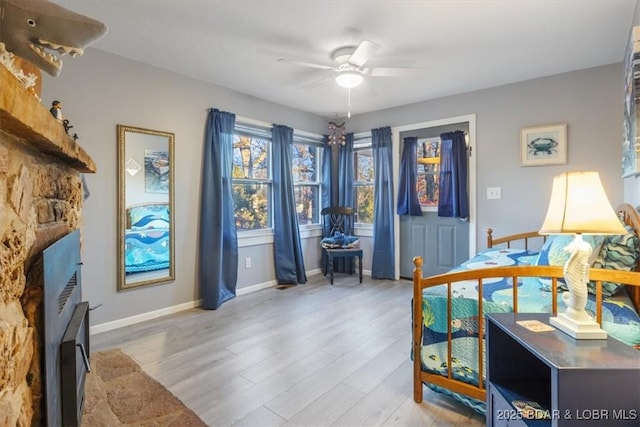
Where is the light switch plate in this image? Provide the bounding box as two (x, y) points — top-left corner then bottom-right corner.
(487, 187), (502, 200)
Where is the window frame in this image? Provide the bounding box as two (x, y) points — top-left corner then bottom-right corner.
(416, 136), (441, 212)
(232, 124), (273, 233)
(231, 119), (324, 245)
(353, 133), (374, 235)
(291, 132), (324, 231)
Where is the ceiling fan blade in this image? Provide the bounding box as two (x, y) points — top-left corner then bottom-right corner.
(348, 40), (381, 68)
(277, 58), (334, 70)
(365, 66), (425, 77)
(359, 78), (377, 96)
(296, 76), (333, 92)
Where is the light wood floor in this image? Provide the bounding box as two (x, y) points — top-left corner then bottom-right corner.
(91, 274), (486, 427)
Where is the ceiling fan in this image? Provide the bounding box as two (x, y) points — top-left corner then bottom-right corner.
(278, 40), (421, 91)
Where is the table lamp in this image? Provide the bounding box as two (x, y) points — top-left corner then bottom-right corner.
(539, 171), (626, 339)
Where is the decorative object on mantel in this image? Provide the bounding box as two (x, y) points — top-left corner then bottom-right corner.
(49, 100), (63, 122)
(48, 100), (77, 136)
(0, 42), (39, 98)
(539, 171), (627, 339)
(0, 0), (107, 77)
(0, 64), (96, 173)
(63, 119), (73, 135)
(328, 121), (346, 146)
(520, 123), (567, 167)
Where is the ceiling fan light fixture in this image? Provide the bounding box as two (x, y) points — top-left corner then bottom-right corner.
(335, 71), (363, 88)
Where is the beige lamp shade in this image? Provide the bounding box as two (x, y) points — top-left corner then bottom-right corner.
(539, 171), (626, 235)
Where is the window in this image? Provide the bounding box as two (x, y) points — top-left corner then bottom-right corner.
(354, 144), (374, 224)
(232, 130), (271, 231)
(231, 123), (323, 233)
(416, 137), (441, 207)
(291, 141), (321, 225)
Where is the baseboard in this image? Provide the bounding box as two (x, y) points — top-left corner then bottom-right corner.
(90, 268), (325, 335)
(89, 299), (202, 335)
(236, 279), (278, 295)
(236, 268), (322, 294)
(307, 267), (323, 276)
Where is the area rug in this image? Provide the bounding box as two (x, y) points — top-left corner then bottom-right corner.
(82, 348), (207, 426)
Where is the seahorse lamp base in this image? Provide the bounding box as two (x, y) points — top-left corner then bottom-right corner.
(550, 312), (607, 339)
(550, 234), (607, 340)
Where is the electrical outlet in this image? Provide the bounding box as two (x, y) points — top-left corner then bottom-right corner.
(487, 187), (502, 200)
(245, 257), (252, 268)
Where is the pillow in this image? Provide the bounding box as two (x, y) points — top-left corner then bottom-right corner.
(535, 234), (605, 267)
(587, 225), (639, 296)
(128, 204), (170, 230)
(536, 234), (605, 292)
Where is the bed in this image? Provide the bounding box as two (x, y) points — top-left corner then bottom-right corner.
(124, 203), (171, 274)
(412, 203), (640, 414)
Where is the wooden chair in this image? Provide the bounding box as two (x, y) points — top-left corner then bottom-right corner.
(320, 207), (363, 285)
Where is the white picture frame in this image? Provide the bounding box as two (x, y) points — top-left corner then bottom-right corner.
(520, 123), (567, 167)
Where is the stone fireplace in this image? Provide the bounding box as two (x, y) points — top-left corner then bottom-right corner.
(0, 65), (95, 426)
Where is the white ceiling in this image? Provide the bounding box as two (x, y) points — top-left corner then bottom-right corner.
(51, 0), (637, 119)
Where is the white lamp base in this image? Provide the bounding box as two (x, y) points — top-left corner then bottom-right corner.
(550, 313), (607, 339)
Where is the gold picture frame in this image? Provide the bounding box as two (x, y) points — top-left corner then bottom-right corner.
(520, 123), (567, 167)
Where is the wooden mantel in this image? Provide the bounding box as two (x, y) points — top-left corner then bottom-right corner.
(0, 65), (96, 173)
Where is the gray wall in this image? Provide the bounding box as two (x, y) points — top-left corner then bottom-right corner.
(346, 64), (626, 245)
(43, 50), (630, 329)
(42, 49), (327, 327)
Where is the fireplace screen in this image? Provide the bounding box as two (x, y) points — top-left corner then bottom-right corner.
(60, 301), (90, 426)
(42, 229), (88, 426)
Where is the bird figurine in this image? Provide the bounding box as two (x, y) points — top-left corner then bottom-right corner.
(49, 100), (63, 122)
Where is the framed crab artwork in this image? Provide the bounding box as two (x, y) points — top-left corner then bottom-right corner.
(520, 123), (567, 166)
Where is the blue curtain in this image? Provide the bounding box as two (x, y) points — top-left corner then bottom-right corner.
(199, 109), (238, 309)
(320, 137), (333, 275)
(337, 133), (354, 207)
(335, 133), (355, 273)
(397, 136), (423, 216)
(438, 130), (469, 218)
(321, 135), (332, 210)
(272, 124), (307, 284)
(321, 133), (354, 210)
(371, 126), (395, 279)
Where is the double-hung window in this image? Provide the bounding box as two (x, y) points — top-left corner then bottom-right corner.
(353, 135), (374, 225)
(232, 124), (272, 231)
(231, 123), (323, 233)
(291, 134), (323, 226)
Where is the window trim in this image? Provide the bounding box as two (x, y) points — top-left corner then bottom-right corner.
(417, 136), (441, 213)
(232, 133), (273, 231)
(232, 117), (324, 241)
(292, 133), (324, 228)
(353, 133), (374, 226)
